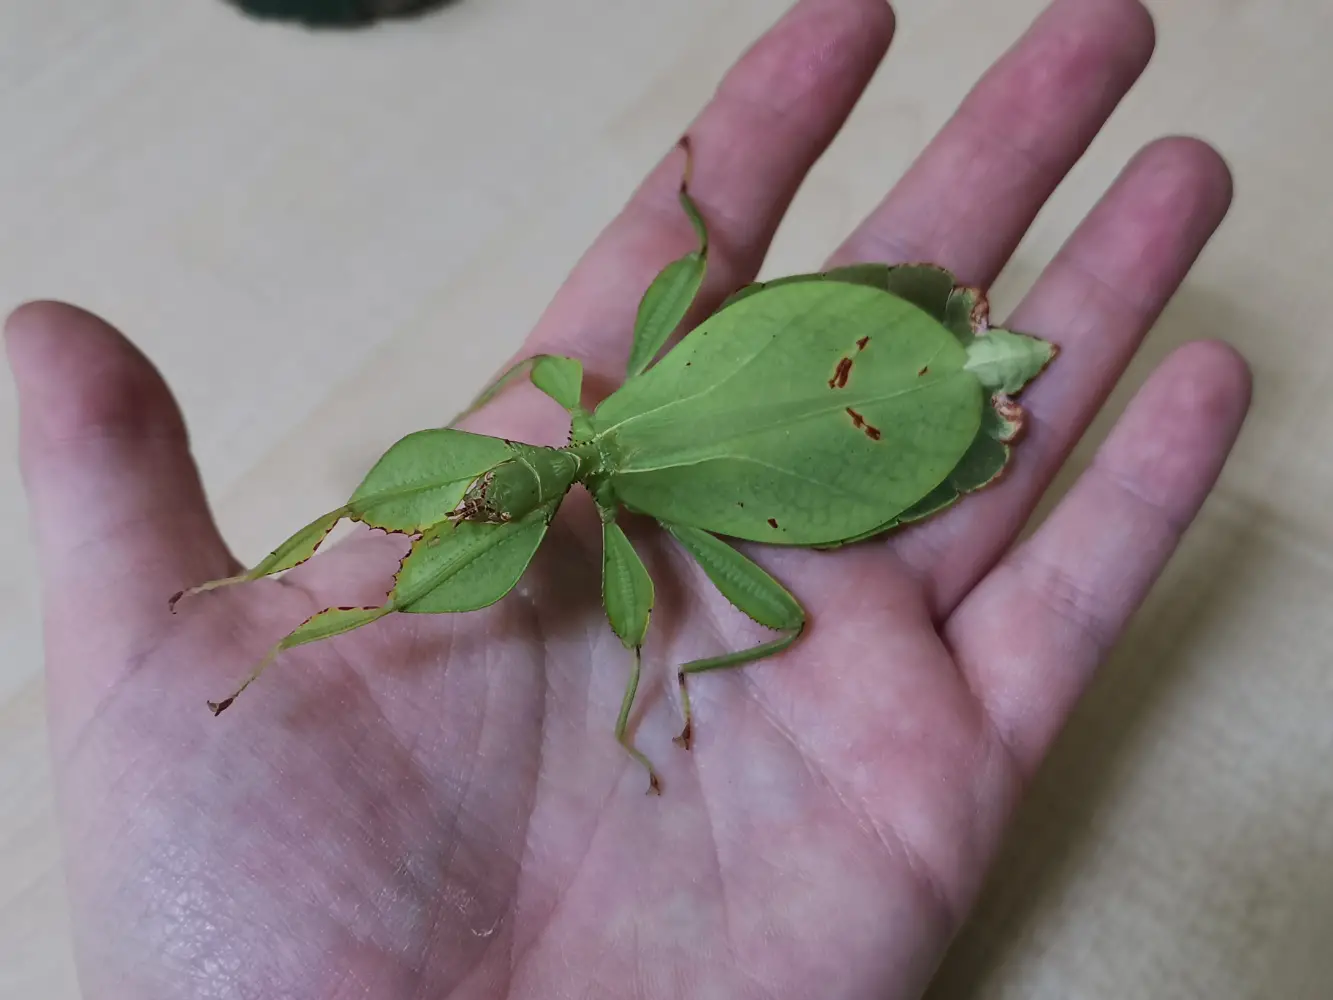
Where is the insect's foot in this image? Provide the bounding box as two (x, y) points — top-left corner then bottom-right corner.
(647, 772), (662, 795)
(207, 697), (236, 716)
(672, 720), (693, 751)
(673, 670), (694, 750)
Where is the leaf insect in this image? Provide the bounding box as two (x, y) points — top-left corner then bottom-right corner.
(172, 137), (1057, 793)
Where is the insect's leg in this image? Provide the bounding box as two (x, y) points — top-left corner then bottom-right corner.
(624, 136), (711, 380)
(170, 505), (350, 611)
(450, 353), (589, 429)
(614, 647), (661, 795)
(601, 517), (661, 793)
(660, 523), (805, 750)
(208, 604), (391, 715)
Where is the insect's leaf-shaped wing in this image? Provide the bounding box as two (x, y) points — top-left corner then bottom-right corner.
(348, 428), (514, 532)
(392, 500), (559, 614)
(718, 263), (957, 318)
(597, 280), (983, 546)
(601, 520), (654, 649)
(814, 433), (1010, 549)
(821, 263), (955, 318)
(944, 286), (988, 342)
(947, 431), (1009, 493)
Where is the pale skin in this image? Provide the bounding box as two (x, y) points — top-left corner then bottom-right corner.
(8, 0), (1250, 997)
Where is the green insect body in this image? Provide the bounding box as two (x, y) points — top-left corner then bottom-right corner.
(172, 139), (1056, 793)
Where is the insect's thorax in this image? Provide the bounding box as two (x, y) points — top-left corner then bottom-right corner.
(456, 444), (584, 523)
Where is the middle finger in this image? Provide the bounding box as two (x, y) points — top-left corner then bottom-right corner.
(830, 0), (1156, 283)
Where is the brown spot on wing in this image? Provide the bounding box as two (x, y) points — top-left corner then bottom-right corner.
(846, 407), (883, 441)
(856, 336), (870, 350)
(828, 356), (852, 389)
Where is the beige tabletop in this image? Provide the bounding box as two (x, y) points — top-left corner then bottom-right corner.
(0, 0), (1325, 997)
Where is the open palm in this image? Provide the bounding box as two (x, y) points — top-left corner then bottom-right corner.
(11, 1), (1250, 997)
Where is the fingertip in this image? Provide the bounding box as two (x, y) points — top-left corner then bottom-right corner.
(1109, 0), (1156, 66)
(1131, 135), (1235, 221)
(6, 300), (185, 448)
(1011, 0), (1157, 107)
(1157, 337), (1253, 434)
(1096, 338), (1253, 513)
(1045, 0), (1155, 69)
(9, 301), (239, 658)
(6, 298), (114, 356)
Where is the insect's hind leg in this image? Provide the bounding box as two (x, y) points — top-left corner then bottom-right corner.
(614, 647), (663, 794)
(673, 631), (802, 751)
(660, 523), (805, 750)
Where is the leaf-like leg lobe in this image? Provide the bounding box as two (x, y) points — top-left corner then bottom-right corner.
(661, 523), (805, 749)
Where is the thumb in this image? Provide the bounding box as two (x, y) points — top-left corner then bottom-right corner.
(7, 302), (239, 663)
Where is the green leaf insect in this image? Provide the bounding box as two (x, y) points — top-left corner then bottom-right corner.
(172, 137), (1057, 794)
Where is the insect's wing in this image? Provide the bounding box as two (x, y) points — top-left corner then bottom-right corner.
(814, 374), (1045, 550)
(595, 281), (984, 545)
(719, 262), (957, 317)
(702, 271), (1054, 550)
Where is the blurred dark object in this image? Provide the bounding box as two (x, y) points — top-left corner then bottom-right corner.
(225, 0), (453, 27)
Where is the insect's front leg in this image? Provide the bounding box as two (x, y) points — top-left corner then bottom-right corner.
(660, 523), (805, 750)
(450, 353), (590, 434)
(623, 135), (711, 381)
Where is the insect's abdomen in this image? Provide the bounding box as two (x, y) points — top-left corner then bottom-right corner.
(596, 282), (983, 545)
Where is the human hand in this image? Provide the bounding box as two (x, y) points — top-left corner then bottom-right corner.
(8, 0), (1249, 997)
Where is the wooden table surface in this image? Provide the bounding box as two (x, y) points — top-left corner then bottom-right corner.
(1, 1), (1326, 996)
